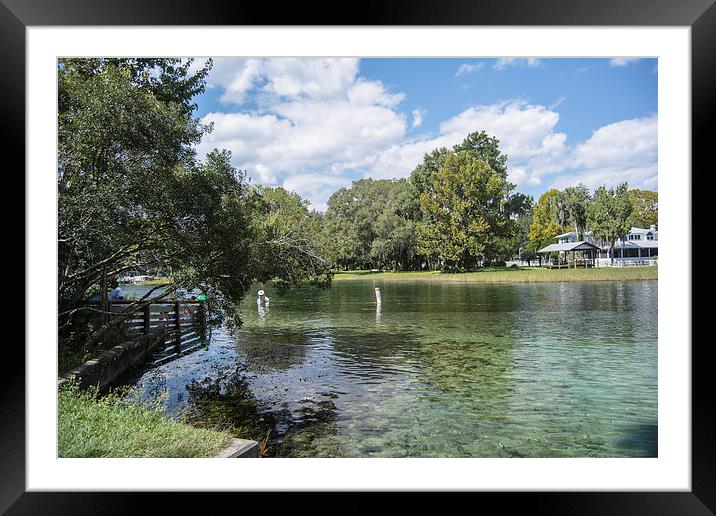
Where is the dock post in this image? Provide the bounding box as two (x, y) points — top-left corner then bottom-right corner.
(174, 301), (181, 347)
(143, 304), (150, 334)
(374, 287), (382, 305)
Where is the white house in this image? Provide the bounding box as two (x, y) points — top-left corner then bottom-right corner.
(538, 225), (658, 267)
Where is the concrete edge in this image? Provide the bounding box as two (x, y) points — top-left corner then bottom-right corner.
(216, 438), (260, 458)
(57, 331), (167, 391)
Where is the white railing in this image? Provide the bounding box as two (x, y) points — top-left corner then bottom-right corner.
(595, 257), (657, 267)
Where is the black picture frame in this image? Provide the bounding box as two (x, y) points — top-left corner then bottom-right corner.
(3, 0), (711, 513)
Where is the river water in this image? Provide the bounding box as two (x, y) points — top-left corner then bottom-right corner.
(119, 279), (658, 458)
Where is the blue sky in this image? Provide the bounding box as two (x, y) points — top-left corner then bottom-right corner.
(192, 57), (657, 211)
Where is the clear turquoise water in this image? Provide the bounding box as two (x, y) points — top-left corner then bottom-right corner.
(122, 280), (658, 457)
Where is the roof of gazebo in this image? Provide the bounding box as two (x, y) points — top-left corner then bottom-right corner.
(537, 241), (601, 253)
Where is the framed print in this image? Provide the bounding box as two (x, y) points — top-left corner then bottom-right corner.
(4, 0), (713, 513)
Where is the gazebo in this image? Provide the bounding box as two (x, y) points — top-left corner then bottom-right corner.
(536, 241), (601, 268)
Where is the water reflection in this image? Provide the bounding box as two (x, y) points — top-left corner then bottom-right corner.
(120, 279), (657, 458)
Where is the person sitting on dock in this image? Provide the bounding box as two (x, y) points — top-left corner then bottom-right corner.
(257, 289), (269, 306)
(108, 280), (124, 301)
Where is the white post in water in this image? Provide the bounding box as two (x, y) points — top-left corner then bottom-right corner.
(374, 287), (382, 305)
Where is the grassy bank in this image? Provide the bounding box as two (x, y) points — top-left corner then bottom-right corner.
(333, 266), (658, 283)
(58, 384), (233, 458)
(127, 276), (173, 286)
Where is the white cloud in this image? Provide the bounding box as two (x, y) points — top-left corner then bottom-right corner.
(206, 57), (361, 104)
(196, 58), (657, 208)
(439, 100), (566, 163)
(282, 174), (353, 212)
(347, 79), (405, 107)
(493, 58), (543, 71)
(365, 99), (567, 186)
(195, 58), (408, 207)
(508, 167), (541, 186)
(553, 115), (657, 190)
(263, 58), (359, 99)
(220, 58), (264, 104)
(411, 109), (425, 129)
(609, 57), (641, 67)
(570, 115), (657, 170)
(364, 102), (656, 194)
(455, 63), (484, 76)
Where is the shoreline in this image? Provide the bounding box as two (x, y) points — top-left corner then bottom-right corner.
(332, 266), (658, 283)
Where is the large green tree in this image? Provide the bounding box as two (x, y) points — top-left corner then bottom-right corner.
(58, 58), (330, 350)
(563, 184), (591, 239)
(588, 183), (633, 263)
(323, 178), (417, 270)
(628, 189), (658, 228)
(406, 130), (510, 220)
(416, 152), (513, 270)
(528, 189), (564, 253)
(250, 186), (332, 292)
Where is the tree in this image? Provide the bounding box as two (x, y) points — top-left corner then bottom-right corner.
(323, 178), (417, 270)
(249, 186), (332, 292)
(528, 189), (564, 253)
(58, 58), (214, 344)
(588, 183), (633, 263)
(628, 189), (658, 228)
(563, 184), (591, 239)
(58, 58), (331, 352)
(407, 131), (511, 221)
(452, 130), (509, 179)
(416, 152), (513, 270)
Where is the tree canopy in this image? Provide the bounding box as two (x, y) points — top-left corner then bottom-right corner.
(416, 151), (513, 270)
(628, 189), (658, 228)
(587, 183), (633, 261)
(58, 58), (330, 350)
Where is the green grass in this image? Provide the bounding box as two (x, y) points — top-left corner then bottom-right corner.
(131, 276), (173, 285)
(58, 384), (233, 458)
(333, 266), (658, 283)
(58, 348), (95, 376)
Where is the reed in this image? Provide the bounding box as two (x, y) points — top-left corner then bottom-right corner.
(333, 266), (658, 283)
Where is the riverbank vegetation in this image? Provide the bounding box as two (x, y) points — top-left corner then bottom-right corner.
(58, 384), (233, 458)
(319, 139), (657, 272)
(334, 266), (657, 283)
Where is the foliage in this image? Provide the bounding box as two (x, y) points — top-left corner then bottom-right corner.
(628, 189), (658, 228)
(416, 152), (513, 269)
(562, 184), (591, 239)
(405, 131), (510, 220)
(323, 178), (417, 270)
(58, 58), (331, 353)
(528, 189), (564, 251)
(250, 186), (332, 292)
(588, 183), (633, 261)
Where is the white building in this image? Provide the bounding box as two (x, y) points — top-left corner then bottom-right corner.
(539, 225), (658, 267)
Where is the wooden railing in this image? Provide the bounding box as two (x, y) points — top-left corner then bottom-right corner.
(104, 300), (206, 352)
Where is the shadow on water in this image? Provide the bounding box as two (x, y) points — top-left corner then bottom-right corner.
(178, 370), (340, 457)
(616, 423), (658, 457)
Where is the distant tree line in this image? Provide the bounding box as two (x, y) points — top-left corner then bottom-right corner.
(317, 131), (657, 271)
(321, 131), (533, 271)
(524, 185), (657, 264)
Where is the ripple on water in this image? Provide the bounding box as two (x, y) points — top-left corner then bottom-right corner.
(119, 280), (657, 457)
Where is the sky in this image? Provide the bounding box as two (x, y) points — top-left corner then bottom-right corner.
(190, 57), (657, 211)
